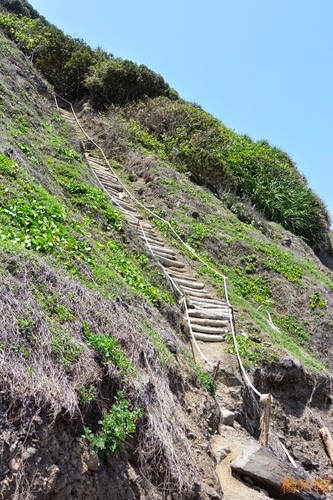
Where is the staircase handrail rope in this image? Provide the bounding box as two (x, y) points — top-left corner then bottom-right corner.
(139, 220), (214, 367)
(54, 94), (264, 394)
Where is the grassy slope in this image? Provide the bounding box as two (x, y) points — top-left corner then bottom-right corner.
(0, 32), (225, 498)
(77, 104), (333, 374)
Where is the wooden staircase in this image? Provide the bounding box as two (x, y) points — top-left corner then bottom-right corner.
(59, 107), (231, 343)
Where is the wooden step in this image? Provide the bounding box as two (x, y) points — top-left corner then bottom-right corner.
(182, 289), (209, 298)
(191, 324), (229, 335)
(103, 182), (123, 193)
(190, 299), (227, 309)
(191, 317), (229, 327)
(193, 333), (226, 342)
(139, 235), (165, 246)
(174, 279), (205, 290)
(94, 171), (119, 183)
(190, 297), (227, 306)
(168, 271), (197, 281)
(86, 156), (105, 165)
(150, 245), (175, 257)
(115, 199), (137, 213)
(158, 256), (185, 268)
(188, 310), (230, 321)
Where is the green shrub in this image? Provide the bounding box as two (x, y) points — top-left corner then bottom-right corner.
(0, 154), (17, 177)
(84, 390), (143, 456)
(196, 366), (217, 396)
(106, 241), (173, 305)
(82, 322), (134, 376)
(232, 276), (271, 304)
(51, 330), (82, 371)
(85, 58), (176, 108)
(76, 384), (97, 405)
(310, 292), (327, 312)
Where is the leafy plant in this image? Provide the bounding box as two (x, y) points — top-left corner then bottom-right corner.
(224, 334), (264, 366)
(17, 141), (38, 163)
(83, 390), (143, 456)
(0, 154), (17, 178)
(51, 329), (82, 371)
(82, 322), (134, 376)
(232, 276), (271, 304)
(274, 316), (309, 342)
(106, 241), (173, 305)
(76, 384), (97, 405)
(310, 292), (327, 312)
(196, 366), (217, 396)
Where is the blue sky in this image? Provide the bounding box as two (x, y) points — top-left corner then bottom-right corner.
(31, 0), (333, 221)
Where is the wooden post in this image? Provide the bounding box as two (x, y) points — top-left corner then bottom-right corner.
(320, 427), (333, 465)
(260, 393), (272, 446)
(212, 361), (220, 383)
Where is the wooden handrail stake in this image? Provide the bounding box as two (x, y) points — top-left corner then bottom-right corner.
(320, 427), (333, 465)
(260, 393), (272, 446)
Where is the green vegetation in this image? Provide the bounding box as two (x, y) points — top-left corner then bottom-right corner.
(84, 390), (143, 456)
(106, 241), (174, 305)
(232, 276), (272, 305)
(0, 12), (176, 103)
(274, 316), (309, 342)
(0, 5), (330, 253)
(82, 322), (134, 376)
(196, 366), (217, 396)
(76, 384), (97, 405)
(126, 98), (331, 253)
(310, 292), (327, 312)
(225, 334), (266, 367)
(51, 329), (82, 372)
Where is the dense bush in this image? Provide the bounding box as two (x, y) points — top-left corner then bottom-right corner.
(85, 58), (177, 108)
(0, 0), (39, 19)
(126, 97), (331, 252)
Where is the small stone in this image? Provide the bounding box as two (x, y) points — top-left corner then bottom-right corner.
(86, 452), (100, 472)
(166, 339), (178, 356)
(201, 483), (222, 499)
(214, 446), (231, 463)
(9, 458), (20, 472)
(221, 410), (235, 427)
(9, 443), (17, 453)
(22, 447), (37, 460)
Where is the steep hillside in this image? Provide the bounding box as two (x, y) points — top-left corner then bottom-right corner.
(1, 2), (333, 500)
(0, 31), (225, 500)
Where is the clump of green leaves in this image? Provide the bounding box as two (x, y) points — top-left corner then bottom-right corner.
(310, 292), (327, 312)
(82, 322), (134, 376)
(65, 181), (124, 232)
(232, 276), (271, 304)
(256, 243), (304, 282)
(107, 241), (173, 305)
(188, 223), (212, 248)
(274, 316), (309, 342)
(0, 154), (17, 178)
(240, 254), (258, 274)
(76, 384), (97, 405)
(225, 334), (264, 366)
(51, 329), (82, 371)
(196, 366), (217, 396)
(17, 141), (38, 163)
(84, 390), (143, 456)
